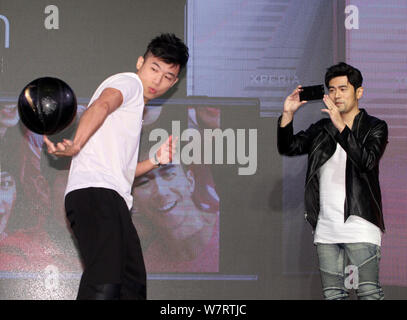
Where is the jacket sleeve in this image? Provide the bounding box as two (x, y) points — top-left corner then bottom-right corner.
(335, 120), (388, 172)
(277, 115), (320, 156)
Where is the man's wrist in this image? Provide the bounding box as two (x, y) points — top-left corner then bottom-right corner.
(280, 111), (294, 127)
(282, 110), (294, 116)
(152, 153), (161, 167)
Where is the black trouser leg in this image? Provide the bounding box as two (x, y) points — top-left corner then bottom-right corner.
(65, 188), (146, 300)
(119, 203), (147, 300)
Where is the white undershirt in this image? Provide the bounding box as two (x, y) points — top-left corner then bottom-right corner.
(314, 143), (382, 246)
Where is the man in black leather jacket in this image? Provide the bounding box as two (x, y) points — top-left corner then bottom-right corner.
(277, 62), (388, 300)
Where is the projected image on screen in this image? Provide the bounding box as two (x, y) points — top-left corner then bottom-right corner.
(0, 102), (85, 273)
(0, 97), (55, 272)
(131, 105), (220, 273)
(0, 101), (220, 276)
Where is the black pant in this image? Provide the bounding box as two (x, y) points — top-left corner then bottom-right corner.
(65, 187), (146, 300)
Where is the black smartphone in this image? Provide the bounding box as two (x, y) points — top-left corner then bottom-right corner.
(299, 84), (325, 101)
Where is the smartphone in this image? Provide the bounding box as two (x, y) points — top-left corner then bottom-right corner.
(299, 84), (324, 101)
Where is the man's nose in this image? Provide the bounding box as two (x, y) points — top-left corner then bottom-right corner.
(151, 185), (172, 207)
(153, 73), (163, 85)
(154, 178), (171, 196)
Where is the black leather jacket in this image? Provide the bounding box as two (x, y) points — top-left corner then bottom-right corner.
(277, 109), (388, 232)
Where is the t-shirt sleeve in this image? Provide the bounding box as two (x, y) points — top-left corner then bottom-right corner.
(104, 74), (142, 106)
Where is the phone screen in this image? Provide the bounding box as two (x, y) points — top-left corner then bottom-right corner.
(299, 85), (325, 101)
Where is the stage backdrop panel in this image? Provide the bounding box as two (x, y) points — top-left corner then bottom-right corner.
(1, 0), (407, 300)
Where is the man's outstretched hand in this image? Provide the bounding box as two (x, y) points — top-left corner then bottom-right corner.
(43, 135), (81, 157)
(155, 135), (178, 165)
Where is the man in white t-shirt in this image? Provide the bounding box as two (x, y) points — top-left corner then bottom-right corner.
(43, 33), (189, 300)
(277, 62), (388, 300)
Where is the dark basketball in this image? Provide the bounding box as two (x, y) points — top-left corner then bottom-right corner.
(17, 77), (77, 135)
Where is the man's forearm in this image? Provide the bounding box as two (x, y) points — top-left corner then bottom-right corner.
(135, 158), (159, 178)
(280, 111), (294, 127)
(72, 101), (111, 150)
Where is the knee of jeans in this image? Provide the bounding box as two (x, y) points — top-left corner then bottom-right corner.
(319, 268), (344, 287)
(322, 287), (349, 300)
(319, 270), (349, 300)
(356, 282), (384, 300)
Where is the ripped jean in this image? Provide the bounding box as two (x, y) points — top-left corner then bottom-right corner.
(316, 243), (384, 300)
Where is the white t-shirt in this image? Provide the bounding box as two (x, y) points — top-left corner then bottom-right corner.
(314, 143), (382, 246)
(65, 72), (145, 209)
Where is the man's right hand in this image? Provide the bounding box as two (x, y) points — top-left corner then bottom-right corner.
(43, 136), (81, 157)
(281, 85), (307, 127)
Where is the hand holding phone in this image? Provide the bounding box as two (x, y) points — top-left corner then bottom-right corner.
(299, 84), (325, 102)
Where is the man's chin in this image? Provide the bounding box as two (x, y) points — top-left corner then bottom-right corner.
(337, 106), (346, 113)
(144, 92), (160, 102)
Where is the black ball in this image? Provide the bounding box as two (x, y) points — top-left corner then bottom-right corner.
(18, 77), (77, 135)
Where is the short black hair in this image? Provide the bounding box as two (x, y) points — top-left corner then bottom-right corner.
(325, 62), (363, 91)
(143, 33), (189, 72)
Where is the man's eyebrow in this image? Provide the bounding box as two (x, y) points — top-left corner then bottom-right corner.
(159, 164), (175, 173)
(134, 173), (153, 186)
(328, 85), (348, 89)
(144, 172), (155, 179)
(152, 62), (161, 69)
(152, 62), (177, 78)
(156, 164), (178, 177)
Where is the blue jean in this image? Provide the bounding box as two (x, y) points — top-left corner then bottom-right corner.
(316, 243), (384, 300)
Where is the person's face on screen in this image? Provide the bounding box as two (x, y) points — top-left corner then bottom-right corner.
(132, 164), (204, 240)
(136, 54), (179, 103)
(328, 76), (362, 115)
(196, 107), (220, 129)
(0, 103), (19, 129)
(0, 172), (17, 235)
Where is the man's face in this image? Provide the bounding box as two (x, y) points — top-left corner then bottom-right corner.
(136, 54), (180, 103)
(328, 75), (362, 114)
(132, 164), (202, 240)
(0, 172), (17, 234)
(0, 103), (19, 128)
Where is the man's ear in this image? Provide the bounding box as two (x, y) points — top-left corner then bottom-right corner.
(356, 86), (364, 100)
(170, 77), (179, 88)
(136, 56), (144, 70)
(186, 169), (195, 194)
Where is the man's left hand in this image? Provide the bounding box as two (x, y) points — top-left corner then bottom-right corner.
(156, 135), (178, 165)
(44, 136), (81, 157)
(322, 95), (346, 132)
